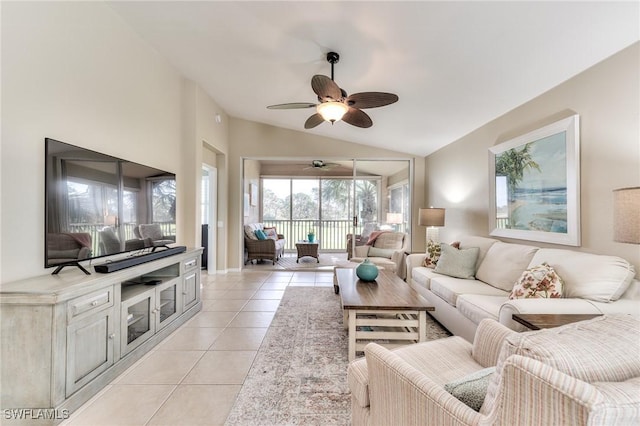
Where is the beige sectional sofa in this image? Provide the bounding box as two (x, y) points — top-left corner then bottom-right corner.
(406, 235), (640, 342)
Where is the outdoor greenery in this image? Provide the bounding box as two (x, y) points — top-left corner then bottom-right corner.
(262, 178), (379, 250)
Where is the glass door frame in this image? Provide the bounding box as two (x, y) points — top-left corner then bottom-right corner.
(350, 158), (414, 260)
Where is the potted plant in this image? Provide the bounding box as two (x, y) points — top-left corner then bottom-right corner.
(307, 228), (316, 242)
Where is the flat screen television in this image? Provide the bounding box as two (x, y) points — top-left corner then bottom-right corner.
(45, 138), (177, 274)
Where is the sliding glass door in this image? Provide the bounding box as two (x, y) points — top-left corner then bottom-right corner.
(257, 158), (411, 256)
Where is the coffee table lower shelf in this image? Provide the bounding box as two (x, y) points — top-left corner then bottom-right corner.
(345, 309), (427, 361)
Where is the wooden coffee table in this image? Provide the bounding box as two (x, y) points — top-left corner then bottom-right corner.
(295, 241), (319, 263)
(335, 268), (435, 361)
(512, 313), (602, 330)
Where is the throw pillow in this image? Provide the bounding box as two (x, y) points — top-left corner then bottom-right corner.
(422, 241), (460, 268)
(263, 227), (278, 240)
(509, 262), (564, 299)
(444, 367), (495, 411)
(434, 243), (479, 279)
(254, 229), (267, 240)
(368, 247), (394, 259)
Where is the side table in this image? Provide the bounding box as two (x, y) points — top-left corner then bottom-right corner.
(295, 240), (319, 263)
(512, 313), (602, 330)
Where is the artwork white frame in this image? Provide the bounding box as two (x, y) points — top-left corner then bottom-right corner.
(488, 115), (580, 246)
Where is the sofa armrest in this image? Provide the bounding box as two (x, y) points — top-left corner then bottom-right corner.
(486, 355), (604, 424)
(406, 253), (428, 282)
(364, 343), (480, 425)
(390, 250), (408, 279)
(277, 234), (285, 240)
(472, 319), (516, 368)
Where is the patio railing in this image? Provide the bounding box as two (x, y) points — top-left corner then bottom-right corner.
(262, 219), (357, 251)
(68, 222), (175, 257)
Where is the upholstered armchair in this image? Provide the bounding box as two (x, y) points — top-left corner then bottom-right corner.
(138, 223), (176, 247)
(348, 315), (640, 426)
(346, 222), (379, 260)
(350, 231), (410, 278)
(244, 223), (286, 264)
(46, 232), (92, 265)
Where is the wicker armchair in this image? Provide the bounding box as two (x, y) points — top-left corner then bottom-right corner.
(244, 223), (286, 264)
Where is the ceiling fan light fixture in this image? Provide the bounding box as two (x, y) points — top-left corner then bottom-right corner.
(317, 101), (348, 124)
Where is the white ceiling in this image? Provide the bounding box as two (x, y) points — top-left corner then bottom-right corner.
(108, 1), (639, 157)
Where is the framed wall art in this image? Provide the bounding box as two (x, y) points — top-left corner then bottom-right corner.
(488, 114), (580, 246)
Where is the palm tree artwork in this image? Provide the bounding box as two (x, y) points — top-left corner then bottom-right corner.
(495, 143), (541, 229)
(495, 143), (541, 202)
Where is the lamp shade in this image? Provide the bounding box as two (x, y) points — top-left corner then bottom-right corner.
(316, 101), (348, 123)
(419, 208), (445, 227)
(613, 187), (640, 244)
(386, 213), (403, 224)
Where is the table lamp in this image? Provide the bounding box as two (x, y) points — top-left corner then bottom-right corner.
(419, 207), (445, 243)
(613, 187), (640, 244)
(386, 213), (403, 231)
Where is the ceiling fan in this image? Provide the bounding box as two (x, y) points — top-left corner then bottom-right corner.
(267, 52), (398, 129)
(303, 160), (339, 171)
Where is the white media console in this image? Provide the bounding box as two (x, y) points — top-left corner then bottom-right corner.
(0, 248), (203, 425)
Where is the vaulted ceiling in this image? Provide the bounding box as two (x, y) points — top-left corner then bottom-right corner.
(108, 1), (639, 157)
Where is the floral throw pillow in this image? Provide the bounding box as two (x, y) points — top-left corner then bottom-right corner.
(422, 241), (460, 268)
(509, 262), (564, 299)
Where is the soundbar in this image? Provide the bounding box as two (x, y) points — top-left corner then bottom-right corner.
(94, 246), (187, 273)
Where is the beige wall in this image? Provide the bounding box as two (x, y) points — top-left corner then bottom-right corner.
(228, 118), (425, 269)
(425, 43), (640, 272)
(0, 2), (226, 281)
(243, 160), (261, 224)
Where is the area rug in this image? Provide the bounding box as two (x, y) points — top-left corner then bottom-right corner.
(243, 253), (348, 272)
(224, 287), (451, 425)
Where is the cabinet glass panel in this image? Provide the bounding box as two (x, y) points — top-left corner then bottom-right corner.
(159, 285), (177, 324)
(127, 298), (151, 344)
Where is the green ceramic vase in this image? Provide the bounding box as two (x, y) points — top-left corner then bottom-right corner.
(356, 259), (378, 281)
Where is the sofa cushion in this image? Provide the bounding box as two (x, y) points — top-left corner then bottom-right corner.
(411, 267), (441, 290)
(431, 276), (507, 307)
(368, 247), (394, 258)
(509, 262), (564, 299)
(372, 232), (405, 249)
(456, 294), (505, 325)
(423, 240), (441, 267)
(475, 242), (539, 291)
(528, 249), (635, 302)
(263, 227), (278, 240)
(458, 236), (499, 272)
(444, 367), (496, 411)
(434, 244), (479, 279)
(244, 223), (262, 240)
(481, 314), (640, 415)
(254, 229), (267, 240)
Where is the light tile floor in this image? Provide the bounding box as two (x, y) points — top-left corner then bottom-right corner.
(62, 270), (335, 426)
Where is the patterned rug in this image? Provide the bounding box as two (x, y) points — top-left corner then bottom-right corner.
(243, 253), (349, 272)
(224, 287), (450, 425)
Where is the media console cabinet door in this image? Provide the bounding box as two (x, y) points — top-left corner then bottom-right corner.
(66, 307), (115, 396)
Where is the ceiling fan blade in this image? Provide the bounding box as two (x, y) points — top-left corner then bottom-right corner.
(346, 92), (399, 109)
(311, 75), (342, 101)
(342, 108), (373, 128)
(304, 113), (325, 129)
(267, 102), (317, 109)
